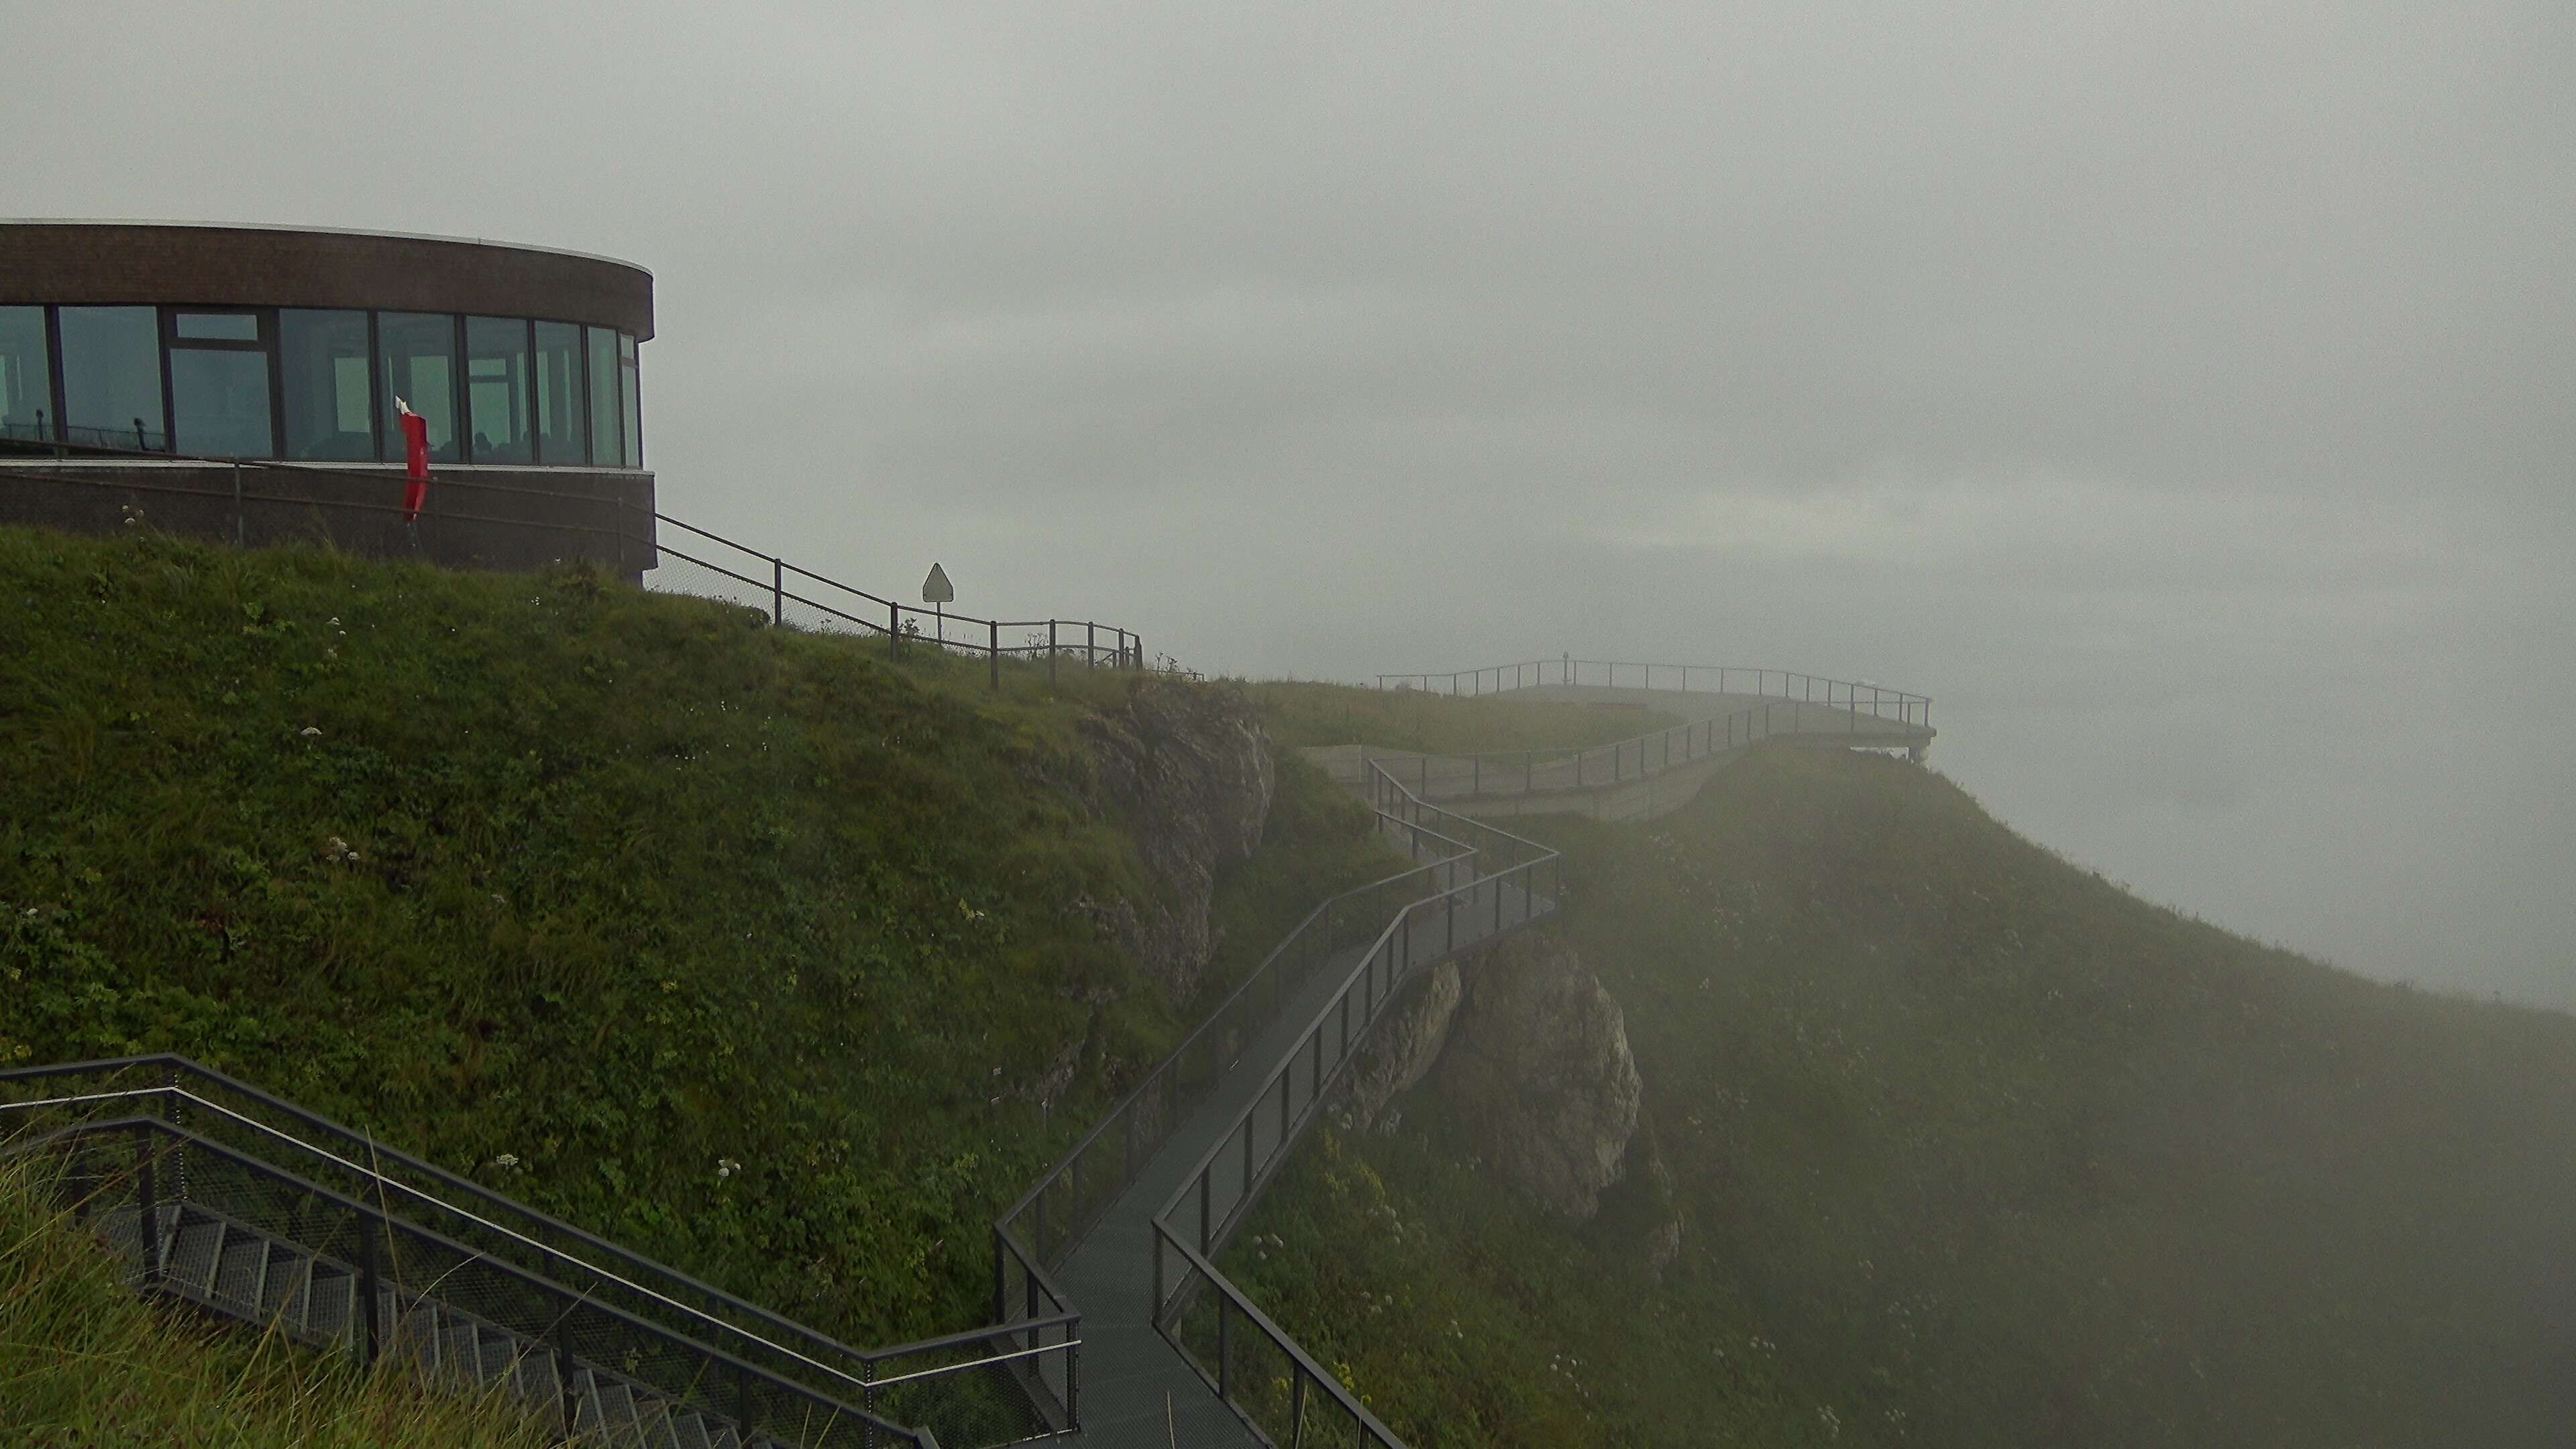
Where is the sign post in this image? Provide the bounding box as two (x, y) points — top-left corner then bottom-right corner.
(922, 562), (955, 646)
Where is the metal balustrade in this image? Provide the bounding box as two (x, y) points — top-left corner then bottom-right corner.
(0, 436), (1182, 688)
(1377, 655), (1931, 731)
(1, 1077), (954, 1448)
(649, 515), (1181, 685)
(1143, 763), (1562, 1448)
(996, 808), (1484, 1282)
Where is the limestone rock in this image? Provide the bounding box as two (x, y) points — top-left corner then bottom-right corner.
(1348, 959), (1462, 1130)
(1077, 678), (1275, 1000)
(1434, 932), (1642, 1223)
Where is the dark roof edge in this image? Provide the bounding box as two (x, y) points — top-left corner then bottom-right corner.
(0, 218), (652, 281)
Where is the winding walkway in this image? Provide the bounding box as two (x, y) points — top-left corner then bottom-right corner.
(1039, 667), (1926, 1446)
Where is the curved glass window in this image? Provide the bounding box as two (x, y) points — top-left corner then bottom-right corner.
(534, 321), (586, 465)
(466, 316), (533, 463)
(586, 325), (622, 467)
(12, 305), (636, 466)
(57, 306), (166, 451)
(0, 307), (50, 442)
(168, 310), (274, 458)
(378, 311), (460, 464)
(619, 333), (640, 469)
(280, 309), (376, 460)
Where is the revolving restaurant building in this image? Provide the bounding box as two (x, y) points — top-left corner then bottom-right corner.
(0, 220), (656, 579)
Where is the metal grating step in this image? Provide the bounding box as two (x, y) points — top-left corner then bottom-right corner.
(259, 1242), (312, 1326)
(163, 1210), (223, 1294)
(23, 1177), (885, 1449)
(305, 1265), (354, 1343)
(212, 1232), (268, 1314)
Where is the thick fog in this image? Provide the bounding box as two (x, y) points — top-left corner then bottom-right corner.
(11, 3), (2570, 1007)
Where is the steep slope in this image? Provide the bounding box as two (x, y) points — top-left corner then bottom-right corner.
(0, 524), (1391, 1357)
(1234, 744), (2576, 1447)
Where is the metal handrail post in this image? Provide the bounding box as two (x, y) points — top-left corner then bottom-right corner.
(989, 621), (1000, 690)
(1217, 1293), (1231, 1398)
(1049, 621), (1058, 686)
(360, 1208), (383, 1368)
(771, 557), (785, 626)
(136, 1126), (158, 1285)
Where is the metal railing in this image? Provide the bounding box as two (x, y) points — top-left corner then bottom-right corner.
(650, 515), (1173, 686)
(1362, 697), (1837, 807)
(0, 432), (650, 568)
(3, 417), (169, 450)
(0, 435), (1187, 687)
(1377, 655), (1932, 731)
(0, 1073), (945, 1448)
(1146, 763), (1562, 1448)
(994, 802), (1488, 1281)
(0, 1059), (1071, 1446)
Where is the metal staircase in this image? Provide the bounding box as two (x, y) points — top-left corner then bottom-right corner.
(0, 1075), (977, 1448)
(100, 1197), (760, 1448)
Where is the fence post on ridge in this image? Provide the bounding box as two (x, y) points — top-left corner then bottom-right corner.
(771, 557), (784, 626)
(1049, 621), (1058, 686)
(989, 620), (1000, 690)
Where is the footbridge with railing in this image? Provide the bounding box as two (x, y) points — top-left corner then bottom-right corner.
(1306, 657), (1935, 824)
(0, 653), (1924, 1448)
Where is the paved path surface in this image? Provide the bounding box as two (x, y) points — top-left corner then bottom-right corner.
(1049, 870), (1542, 1446)
(1050, 943), (1368, 1447)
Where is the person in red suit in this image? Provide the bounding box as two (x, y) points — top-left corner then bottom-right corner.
(394, 397), (431, 521)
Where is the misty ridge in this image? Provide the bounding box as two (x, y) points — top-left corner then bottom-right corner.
(5, 3), (2572, 1448)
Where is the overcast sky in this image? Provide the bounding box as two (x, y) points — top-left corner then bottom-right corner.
(13, 2), (2571, 1008)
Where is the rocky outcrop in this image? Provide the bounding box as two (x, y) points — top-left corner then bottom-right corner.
(1347, 959), (1462, 1130)
(1432, 932), (1642, 1224)
(1076, 678), (1276, 1001)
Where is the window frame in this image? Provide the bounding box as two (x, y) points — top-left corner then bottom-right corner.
(3, 302), (639, 466)
(160, 305), (282, 459)
(462, 314), (539, 466)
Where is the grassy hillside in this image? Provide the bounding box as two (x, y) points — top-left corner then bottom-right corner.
(0, 1155), (551, 1448)
(1232, 740), (2576, 1447)
(0, 525), (1388, 1356)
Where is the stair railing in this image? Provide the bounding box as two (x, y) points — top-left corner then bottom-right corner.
(0, 1061), (1066, 1446)
(1146, 761), (1562, 1448)
(3, 1101), (941, 1448)
(994, 804), (1484, 1285)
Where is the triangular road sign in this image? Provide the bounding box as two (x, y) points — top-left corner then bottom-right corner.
(922, 562), (954, 604)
